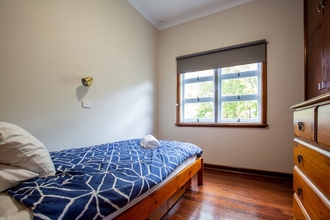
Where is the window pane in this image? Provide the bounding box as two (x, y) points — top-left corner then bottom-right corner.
(184, 102), (214, 119)
(184, 69), (214, 79)
(222, 77), (258, 96)
(184, 82), (213, 98)
(221, 63), (258, 74)
(222, 101), (258, 119)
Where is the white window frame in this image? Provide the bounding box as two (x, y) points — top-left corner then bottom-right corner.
(180, 63), (262, 123)
(218, 63), (261, 123)
(176, 63), (267, 128)
(180, 71), (215, 123)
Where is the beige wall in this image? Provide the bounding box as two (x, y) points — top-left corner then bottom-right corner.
(0, 0), (304, 174)
(0, 0), (159, 151)
(158, 0), (304, 173)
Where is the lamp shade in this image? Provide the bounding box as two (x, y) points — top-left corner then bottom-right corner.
(81, 77), (93, 87)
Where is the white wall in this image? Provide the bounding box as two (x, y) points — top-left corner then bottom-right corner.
(158, 0), (304, 173)
(0, 1), (159, 151)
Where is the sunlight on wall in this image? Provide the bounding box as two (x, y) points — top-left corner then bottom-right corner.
(97, 81), (155, 142)
(38, 81), (156, 152)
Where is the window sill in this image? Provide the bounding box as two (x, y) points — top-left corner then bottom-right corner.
(175, 122), (269, 128)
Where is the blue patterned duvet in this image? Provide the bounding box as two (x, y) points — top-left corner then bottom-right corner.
(7, 139), (202, 220)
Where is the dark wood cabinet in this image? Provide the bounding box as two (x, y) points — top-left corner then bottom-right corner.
(305, 0), (330, 99)
(306, 0), (323, 39)
(323, 12), (330, 87)
(306, 24), (323, 98)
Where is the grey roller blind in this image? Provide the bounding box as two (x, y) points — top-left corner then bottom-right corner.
(177, 39), (267, 74)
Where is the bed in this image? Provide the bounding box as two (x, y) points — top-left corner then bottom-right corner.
(0, 122), (203, 220)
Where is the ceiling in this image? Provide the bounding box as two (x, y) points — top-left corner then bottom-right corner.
(127, 0), (254, 30)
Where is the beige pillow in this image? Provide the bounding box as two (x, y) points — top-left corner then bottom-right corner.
(0, 164), (39, 192)
(0, 122), (55, 178)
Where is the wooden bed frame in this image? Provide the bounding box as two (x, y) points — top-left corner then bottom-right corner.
(114, 157), (204, 220)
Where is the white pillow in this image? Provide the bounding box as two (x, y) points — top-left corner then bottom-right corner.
(0, 122), (55, 178)
(0, 164), (39, 192)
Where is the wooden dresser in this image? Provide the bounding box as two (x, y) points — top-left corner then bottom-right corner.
(291, 93), (330, 219)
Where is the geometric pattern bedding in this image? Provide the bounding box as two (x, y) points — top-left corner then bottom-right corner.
(7, 139), (203, 220)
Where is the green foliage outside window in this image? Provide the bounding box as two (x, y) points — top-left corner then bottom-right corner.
(222, 77), (257, 96)
(222, 101), (257, 119)
(196, 102), (213, 119)
(190, 65), (259, 120)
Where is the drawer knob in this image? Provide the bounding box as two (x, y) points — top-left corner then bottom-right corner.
(298, 122), (304, 131)
(297, 187), (302, 196)
(297, 155), (303, 164)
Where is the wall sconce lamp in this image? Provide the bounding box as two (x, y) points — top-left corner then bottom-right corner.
(81, 77), (93, 87)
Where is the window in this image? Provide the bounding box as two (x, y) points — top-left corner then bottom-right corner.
(176, 40), (267, 127)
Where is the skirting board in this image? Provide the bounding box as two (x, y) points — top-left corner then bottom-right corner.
(204, 163), (293, 181)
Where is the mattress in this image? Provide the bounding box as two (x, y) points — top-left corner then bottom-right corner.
(2, 139), (202, 220)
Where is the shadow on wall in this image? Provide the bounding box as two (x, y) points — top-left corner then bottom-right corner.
(76, 85), (89, 101)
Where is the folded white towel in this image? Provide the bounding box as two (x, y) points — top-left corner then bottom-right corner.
(140, 134), (160, 149)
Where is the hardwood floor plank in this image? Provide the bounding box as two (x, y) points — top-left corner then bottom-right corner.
(163, 169), (293, 220)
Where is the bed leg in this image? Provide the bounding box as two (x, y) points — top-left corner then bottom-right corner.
(197, 158), (203, 186)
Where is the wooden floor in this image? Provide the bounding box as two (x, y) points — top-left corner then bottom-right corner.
(163, 169), (293, 220)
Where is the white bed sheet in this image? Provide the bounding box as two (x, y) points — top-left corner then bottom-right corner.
(0, 192), (33, 220)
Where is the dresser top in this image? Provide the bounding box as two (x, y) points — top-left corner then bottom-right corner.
(291, 92), (330, 109)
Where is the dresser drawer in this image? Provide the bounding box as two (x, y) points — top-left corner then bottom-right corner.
(293, 193), (310, 220)
(293, 108), (315, 141)
(294, 138), (330, 199)
(318, 105), (330, 147)
(293, 166), (330, 220)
